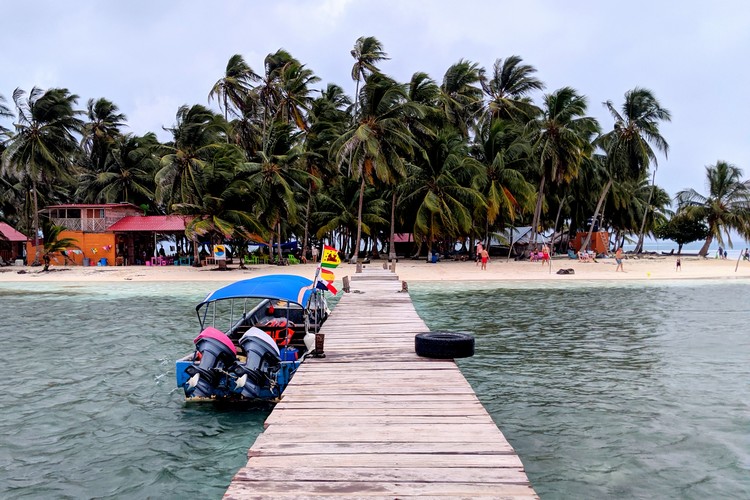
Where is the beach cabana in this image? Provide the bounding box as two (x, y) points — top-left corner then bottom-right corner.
(0, 222), (28, 264)
(107, 215), (189, 265)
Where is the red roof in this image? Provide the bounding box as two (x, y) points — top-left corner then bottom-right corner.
(0, 222), (28, 242)
(45, 203), (142, 210)
(393, 233), (413, 243)
(107, 215), (188, 232)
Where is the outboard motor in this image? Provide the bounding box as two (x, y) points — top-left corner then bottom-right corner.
(232, 327), (281, 399)
(185, 327), (238, 397)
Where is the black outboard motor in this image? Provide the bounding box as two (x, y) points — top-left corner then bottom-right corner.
(185, 327), (238, 397)
(233, 327), (281, 398)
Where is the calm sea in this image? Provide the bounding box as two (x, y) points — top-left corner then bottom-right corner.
(0, 279), (748, 499)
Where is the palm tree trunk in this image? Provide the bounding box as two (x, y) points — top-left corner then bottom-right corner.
(698, 234), (713, 257)
(352, 177), (365, 263)
(303, 183), (312, 260)
(551, 195), (565, 255)
(530, 175), (547, 250)
(634, 169), (658, 253)
(277, 223), (283, 262)
(389, 190), (397, 261)
(31, 182), (40, 265)
(192, 236), (200, 266)
(580, 178), (613, 253)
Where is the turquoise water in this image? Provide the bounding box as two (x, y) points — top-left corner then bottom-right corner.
(411, 280), (750, 499)
(1, 279), (748, 499)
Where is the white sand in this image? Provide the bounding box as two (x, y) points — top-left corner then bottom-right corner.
(2, 254), (750, 283)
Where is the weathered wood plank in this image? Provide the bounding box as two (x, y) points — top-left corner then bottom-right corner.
(244, 453), (525, 468)
(231, 466), (529, 483)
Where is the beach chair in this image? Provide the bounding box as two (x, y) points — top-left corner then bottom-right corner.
(287, 255), (300, 265)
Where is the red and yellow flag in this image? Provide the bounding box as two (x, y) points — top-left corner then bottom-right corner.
(320, 268), (335, 282)
(321, 245), (341, 268)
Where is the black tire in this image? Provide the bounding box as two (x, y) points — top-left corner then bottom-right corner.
(415, 332), (475, 359)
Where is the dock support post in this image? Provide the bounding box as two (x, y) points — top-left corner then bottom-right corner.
(401, 280), (408, 292)
(383, 262), (388, 270)
(356, 262), (363, 273)
(343, 276), (351, 293)
(390, 261), (397, 273)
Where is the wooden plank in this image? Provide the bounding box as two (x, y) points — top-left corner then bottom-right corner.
(244, 453), (525, 468)
(248, 441), (514, 455)
(231, 466), (529, 483)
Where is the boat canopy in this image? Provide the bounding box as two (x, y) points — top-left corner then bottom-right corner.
(197, 274), (316, 310)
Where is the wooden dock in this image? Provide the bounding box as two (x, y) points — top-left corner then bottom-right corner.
(225, 267), (537, 498)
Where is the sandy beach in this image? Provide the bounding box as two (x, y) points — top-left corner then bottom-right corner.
(2, 254), (750, 283)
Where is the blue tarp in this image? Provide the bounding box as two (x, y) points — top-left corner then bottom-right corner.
(197, 274), (314, 309)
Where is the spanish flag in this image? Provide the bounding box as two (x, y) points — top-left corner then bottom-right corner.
(320, 268), (335, 282)
(320, 245), (341, 268)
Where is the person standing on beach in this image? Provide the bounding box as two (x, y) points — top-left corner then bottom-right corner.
(676, 257), (681, 271)
(480, 248), (489, 270)
(476, 242), (483, 266)
(311, 245), (319, 263)
(615, 247), (624, 272)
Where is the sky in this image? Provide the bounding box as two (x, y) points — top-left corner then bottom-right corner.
(1, 0), (749, 204)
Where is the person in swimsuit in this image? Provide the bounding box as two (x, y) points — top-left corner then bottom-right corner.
(615, 247), (624, 272)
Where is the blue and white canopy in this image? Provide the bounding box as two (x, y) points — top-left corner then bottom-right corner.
(197, 274), (316, 310)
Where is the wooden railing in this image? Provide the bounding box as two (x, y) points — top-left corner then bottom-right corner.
(50, 217), (122, 232)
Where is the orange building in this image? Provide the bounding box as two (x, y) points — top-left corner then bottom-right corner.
(571, 231), (609, 254)
(26, 203), (188, 266)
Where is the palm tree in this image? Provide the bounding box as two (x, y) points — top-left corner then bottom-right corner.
(438, 59), (484, 138)
(473, 119), (536, 244)
(41, 221), (80, 268)
(0, 93), (12, 138)
(481, 55), (544, 123)
(531, 87), (599, 248)
(675, 161), (750, 256)
(76, 133), (159, 206)
(2, 87), (83, 264)
(332, 73), (419, 263)
(401, 130), (485, 258)
(601, 88), (670, 253)
(208, 54), (258, 120)
(246, 122), (310, 263)
(350, 36), (389, 131)
(156, 104), (225, 210)
(81, 98), (127, 173)
(172, 143), (265, 264)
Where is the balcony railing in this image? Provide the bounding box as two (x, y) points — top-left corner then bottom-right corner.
(50, 217), (121, 232)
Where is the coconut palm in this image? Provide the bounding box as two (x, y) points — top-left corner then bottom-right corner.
(530, 87), (599, 247)
(156, 104), (225, 210)
(473, 118), (536, 244)
(332, 73), (419, 263)
(208, 54), (259, 120)
(600, 88), (670, 252)
(0, 93), (12, 138)
(350, 36), (389, 129)
(41, 220), (80, 268)
(481, 55), (544, 123)
(438, 59), (484, 138)
(246, 121), (310, 262)
(81, 98), (127, 172)
(675, 160), (750, 256)
(2, 87), (83, 264)
(76, 133), (159, 206)
(401, 130), (485, 258)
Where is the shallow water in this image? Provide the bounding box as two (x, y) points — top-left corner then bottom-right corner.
(411, 280), (750, 499)
(1, 279), (748, 499)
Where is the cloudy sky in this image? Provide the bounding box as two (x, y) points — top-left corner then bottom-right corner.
(1, 0), (748, 201)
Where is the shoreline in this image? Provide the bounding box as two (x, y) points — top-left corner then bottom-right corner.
(2, 255), (750, 284)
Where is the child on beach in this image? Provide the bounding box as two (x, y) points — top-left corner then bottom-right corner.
(615, 248), (624, 272)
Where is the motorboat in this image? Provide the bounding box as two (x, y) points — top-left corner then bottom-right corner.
(175, 274), (329, 403)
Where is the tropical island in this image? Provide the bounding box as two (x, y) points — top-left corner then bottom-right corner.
(1, 36), (748, 270)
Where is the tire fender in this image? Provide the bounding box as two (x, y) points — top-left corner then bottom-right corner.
(414, 332), (475, 359)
